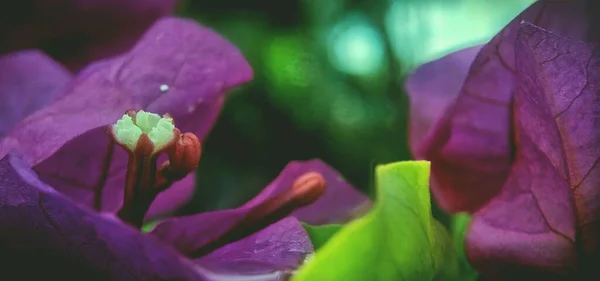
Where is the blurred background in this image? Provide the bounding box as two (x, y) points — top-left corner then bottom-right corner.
(177, 0), (535, 219)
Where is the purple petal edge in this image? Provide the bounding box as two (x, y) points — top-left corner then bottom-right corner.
(0, 50), (72, 138)
(405, 44), (482, 160)
(467, 21), (600, 281)
(197, 216), (313, 280)
(0, 153), (204, 280)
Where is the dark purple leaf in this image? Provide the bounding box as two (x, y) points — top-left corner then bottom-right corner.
(151, 159), (367, 254)
(467, 22), (599, 280)
(0, 0), (177, 72)
(0, 50), (71, 137)
(196, 217), (313, 280)
(0, 153), (204, 280)
(406, 1), (600, 212)
(0, 17), (253, 220)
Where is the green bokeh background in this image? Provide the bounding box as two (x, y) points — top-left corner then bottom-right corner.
(176, 0), (534, 218)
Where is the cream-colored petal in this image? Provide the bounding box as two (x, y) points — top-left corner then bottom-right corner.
(113, 114), (143, 151)
(135, 110), (162, 134)
(149, 117), (175, 151)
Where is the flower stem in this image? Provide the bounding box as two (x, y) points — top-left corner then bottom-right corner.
(117, 136), (158, 228)
(93, 141), (115, 211)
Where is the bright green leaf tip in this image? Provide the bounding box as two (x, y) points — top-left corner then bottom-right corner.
(112, 110), (175, 153)
(292, 160), (465, 281)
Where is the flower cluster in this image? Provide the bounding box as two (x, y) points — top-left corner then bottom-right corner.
(0, 1), (368, 280)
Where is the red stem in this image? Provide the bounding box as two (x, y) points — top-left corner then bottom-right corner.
(117, 135), (158, 228)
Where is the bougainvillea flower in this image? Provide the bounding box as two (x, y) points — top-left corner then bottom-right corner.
(406, 1), (599, 280)
(0, 140), (366, 279)
(0, 17), (251, 220)
(0, 151), (361, 280)
(0, 0), (177, 72)
(151, 159), (368, 253)
(0, 12), (369, 280)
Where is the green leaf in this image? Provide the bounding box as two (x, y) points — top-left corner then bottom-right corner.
(141, 219), (163, 233)
(302, 223), (343, 251)
(451, 213), (479, 281)
(291, 161), (463, 281)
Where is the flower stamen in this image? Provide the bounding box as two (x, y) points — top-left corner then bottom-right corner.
(191, 172), (326, 257)
(108, 109), (201, 228)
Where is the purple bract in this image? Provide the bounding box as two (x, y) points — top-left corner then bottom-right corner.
(406, 1), (600, 280)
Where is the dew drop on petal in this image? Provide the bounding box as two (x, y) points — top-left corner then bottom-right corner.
(159, 84), (169, 93)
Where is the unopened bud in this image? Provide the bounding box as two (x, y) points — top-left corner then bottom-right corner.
(172, 133), (201, 172)
(188, 171), (327, 257)
(290, 172), (326, 207)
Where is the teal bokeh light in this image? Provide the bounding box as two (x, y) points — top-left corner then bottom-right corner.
(384, 0), (535, 72)
(327, 12), (385, 76)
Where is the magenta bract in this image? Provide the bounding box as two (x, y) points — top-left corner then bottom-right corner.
(0, 18), (252, 219)
(406, 1), (600, 280)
